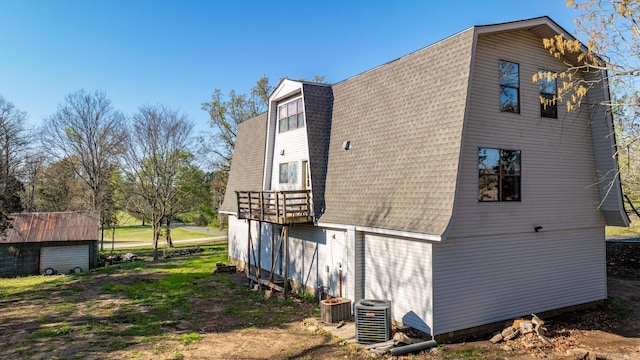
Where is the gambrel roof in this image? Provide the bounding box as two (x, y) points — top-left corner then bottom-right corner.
(319, 27), (475, 237)
(219, 113), (268, 214)
(221, 16), (628, 236)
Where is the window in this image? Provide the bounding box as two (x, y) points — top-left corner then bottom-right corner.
(499, 60), (520, 113)
(538, 69), (557, 118)
(278, 98), (304, 132)
(478, 148), (521, 202)
(279, 162), (298, 184)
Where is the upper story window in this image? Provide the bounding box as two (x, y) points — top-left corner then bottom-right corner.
(499, 60), (520, 113)
(479, 148), (521, 202)
(279, 162), (298, 184)
(278, 98), (305, 132)
(538, 69), (558, 118)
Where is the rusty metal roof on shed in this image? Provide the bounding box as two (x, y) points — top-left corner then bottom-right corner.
(0, 212), (100, 243)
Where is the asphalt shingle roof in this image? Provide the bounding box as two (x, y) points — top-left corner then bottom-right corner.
(221, 17), (627, 232)
(318, 28), (475, 235)
(219, 113), (268, 214)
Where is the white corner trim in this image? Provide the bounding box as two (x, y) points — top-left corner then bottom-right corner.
(316, 222), (442, 241)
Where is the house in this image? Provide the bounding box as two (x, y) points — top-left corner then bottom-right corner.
(219, 16), (629, 339)
(0, 212), (100, 277)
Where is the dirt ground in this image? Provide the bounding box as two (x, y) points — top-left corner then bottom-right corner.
(110, 242), (640, 359)
(2, 242), (640, 359)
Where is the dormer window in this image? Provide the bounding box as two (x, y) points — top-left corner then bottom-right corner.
(278, 98), (305, 132)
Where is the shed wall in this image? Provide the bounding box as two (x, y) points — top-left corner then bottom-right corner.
(0, 243), (40, 277)
(0, 240), (98, 278)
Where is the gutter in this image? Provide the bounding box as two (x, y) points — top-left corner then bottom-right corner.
(316, 222), (442, 242)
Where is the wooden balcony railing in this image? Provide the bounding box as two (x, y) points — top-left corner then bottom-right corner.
(236, 190), (312, 224)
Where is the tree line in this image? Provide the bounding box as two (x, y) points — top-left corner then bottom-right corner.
(0, 77), (273, 261)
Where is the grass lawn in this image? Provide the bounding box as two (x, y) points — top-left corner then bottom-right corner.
(104, 226), (217, 244)
(0, 244), (349, 360)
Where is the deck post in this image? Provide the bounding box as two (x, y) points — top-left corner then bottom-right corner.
(283, 225), (289, 300)
(270, 223), (275, 284)
(260, 192), (264, 222)
(282, 192), (287, 222)
(246, 219), (251, 278)
(257, 221), (262, 280)
(236, 191), (241, 218)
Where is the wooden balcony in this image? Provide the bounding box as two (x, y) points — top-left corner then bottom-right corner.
(236, 190), (312, 224)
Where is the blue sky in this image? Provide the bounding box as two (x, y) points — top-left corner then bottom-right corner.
(0, 0), (579, 135)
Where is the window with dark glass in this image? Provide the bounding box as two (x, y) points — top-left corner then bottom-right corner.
(538, 69), (557, 118)
(499, 60), (520, 113)
(279, 162), (298, 184)
(478, 148), (521, 202)
(278, 98), (304, 132)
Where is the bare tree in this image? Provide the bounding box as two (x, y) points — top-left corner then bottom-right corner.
(21, 152), (46, 212)
(0, 95), (30, 212)
(36, 158), (88, 212)
(532, 1), (640, 203)
(201, 76), (272, 172)
(41, 90), (127, 248)
(122, 105), (194, 261)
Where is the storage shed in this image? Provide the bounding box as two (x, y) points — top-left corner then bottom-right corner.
(0, 212), (100, 277)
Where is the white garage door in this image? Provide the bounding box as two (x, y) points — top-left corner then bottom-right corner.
(41, 245), (89, 274)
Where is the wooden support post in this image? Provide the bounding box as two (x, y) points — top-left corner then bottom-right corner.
(246, 220), (251, 278)
(284, 225), (289, 299)
(257, 221), (262, 280)
(260, 192), (264, 222)
(236, 191), (241, 218)
(270, 223), (275, 278)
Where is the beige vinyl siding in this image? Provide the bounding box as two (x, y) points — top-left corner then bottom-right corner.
(288, 225), (350, 298)
(229, 220), (355, 300)
(451, 29), (604, 239)
(257, 223), (282, 275)
(432, 227), (605, 335)
(432, 28), (609, 335)
(363, 233), (433, 335)
(227, 216), (260, 267)
(585, 72), (628, 226)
